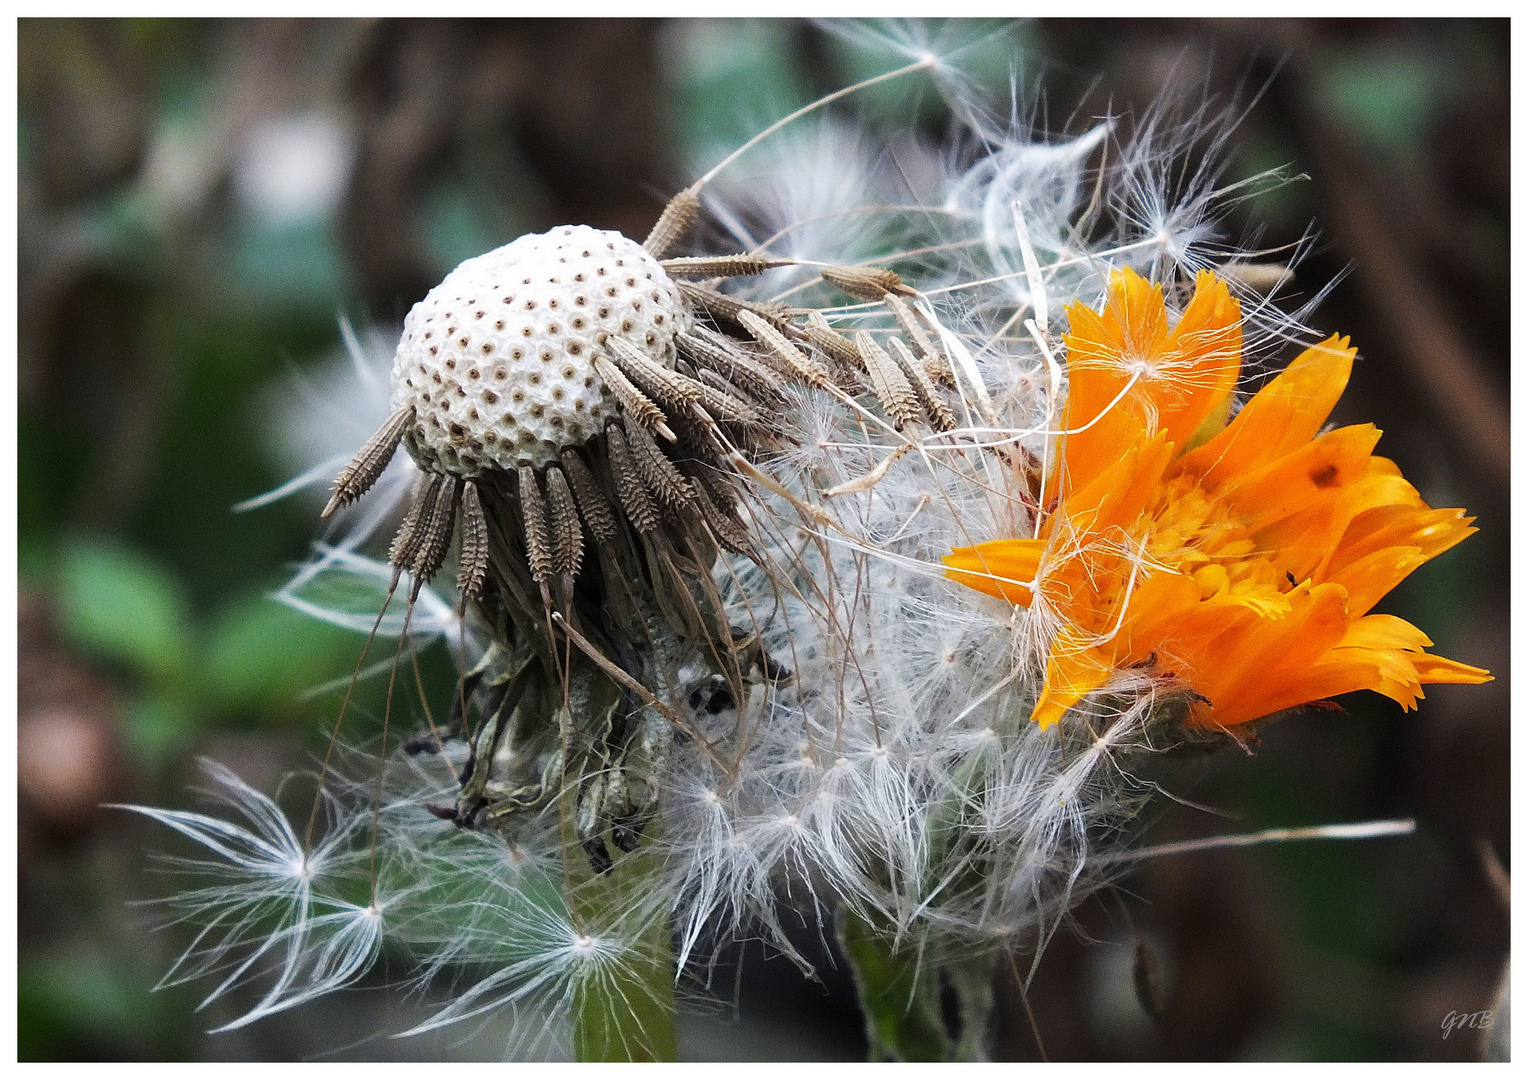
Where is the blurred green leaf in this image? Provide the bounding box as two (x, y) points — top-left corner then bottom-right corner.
(77, 187), (166, 276)
(1232, 765), (1401, 963)
(124, 692), (200, 770)
(836, 907), (954, 1061)
(203, 589), (368, 714)
(18, 533), (52, 584)
(19, 408), (92, 543)
(131, 308), (334, 610)
(1315, 48), (1446, 159)
(1288, 1011), (1388, 1061)
(57, 535), (193, 683)
(666, 19), (813, 172)
(18, 954), (157, 1060)
(1231, 131), (1312, 236)
(827, 19), (1027, 122)
(421, 165), (543, 276)
(225, 216), (348, 313)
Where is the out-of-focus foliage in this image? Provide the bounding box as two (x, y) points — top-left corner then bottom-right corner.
(17, 18), (1507, 1062)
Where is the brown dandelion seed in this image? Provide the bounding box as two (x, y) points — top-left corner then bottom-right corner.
(855, 331), (922, 431)
(689, 473), (752, 556)
(820, 264), (913, 302)
(621, 415), (695, 510)
(679, 328), (788, 403)
(517, 466), (554, 585)
(887, 335), (957, 432)
(408, 475), (462, 585)
(691, 374), (767, 429)
(885, 293), (955, 387)
(389, 472), (442, 571)
(605, 426), (661, 534)
(605, 335), (699, 409)
(804, 310), (867, 374)
(737, 309), (831, 391)
(678, 281), (795, 335)
(561, 449), (618, 542)
(593, 353), (677, 442)
(323, 405), (414, 518)
(660, 253), (786, 279)
(544, 466), (584, 578)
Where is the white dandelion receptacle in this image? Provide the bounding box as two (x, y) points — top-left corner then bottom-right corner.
(393, 226), (690, 474)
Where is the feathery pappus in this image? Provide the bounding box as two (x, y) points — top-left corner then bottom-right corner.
(123, 40), (1488, 1060)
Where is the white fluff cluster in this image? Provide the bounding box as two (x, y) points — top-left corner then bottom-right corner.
(131, 61), (1308, 1044)
(659, 104), (1201, 964)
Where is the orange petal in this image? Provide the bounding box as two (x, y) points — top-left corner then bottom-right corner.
(1054, 428), (1174, 540)
(1061, 270), (1242, 479)
(1181, 334), (1356, 490)
(1157, 270), (1242, 452)
(1325, 613), (1492, 709)
(1254, 467), (1422, 584)
(1030, 569), (1204, 727)
(1060, 272), (1160, 434)
(1100, 265), (1171, 369)
(1051, 393), (1151, 501)
(1197, 664), (1379, 726)
(1217, 424), (1383, 531)
(1031, 636), (1115, 729)
(1198, 611), (1490, 725)
(1410, 654), (1493, 685)
(944, 538), (1045, 606)
(1324, 546), (1431, 618)
(1327, 505), (1476, 579)
(1060, 269), (1172, 486)
(1337, 612), (1432, 651)
(1107, 568), (1206, 664)
(1190, 583), (1351, 725)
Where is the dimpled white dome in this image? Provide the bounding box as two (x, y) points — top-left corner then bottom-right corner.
(391, 225), (691, 474)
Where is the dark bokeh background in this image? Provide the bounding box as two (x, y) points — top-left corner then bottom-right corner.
(17, 18), (1509, 1061)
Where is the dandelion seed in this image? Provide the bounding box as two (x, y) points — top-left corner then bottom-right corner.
(117, 760), (379, 1030)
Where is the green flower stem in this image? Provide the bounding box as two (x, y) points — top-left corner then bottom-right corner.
(562, 813), (678, 1061)
(837, 907), (997, 1062)
(569, 902), (677, 1062)
(837, 743), (1001, 1061)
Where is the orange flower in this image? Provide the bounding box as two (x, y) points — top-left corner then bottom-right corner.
(945, 267), (1490, 729)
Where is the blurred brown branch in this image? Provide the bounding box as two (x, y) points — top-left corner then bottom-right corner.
(1209, 19), (1510, 488)
(1296, 109), (1510, 486)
